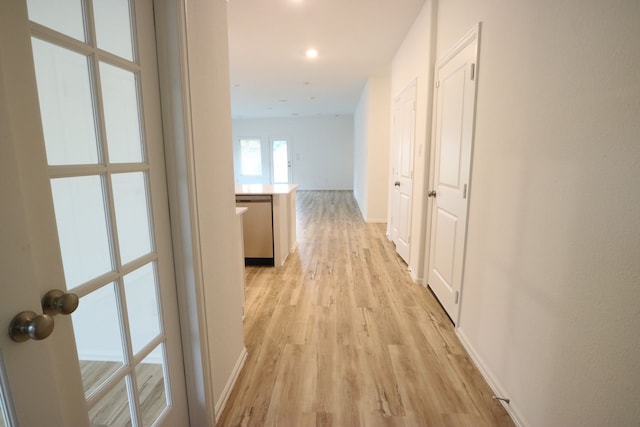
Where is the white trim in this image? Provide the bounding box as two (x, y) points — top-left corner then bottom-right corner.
(419, 0), (439, 306)
(456, 328), (526, 427)
(214, 347), (248, 424)
(408, 269), (421, 283)
(153, 1), (215, 425)
(365, 218), (387, 224)
(454, 22), (481, 327)
(434, 22), (481, 69)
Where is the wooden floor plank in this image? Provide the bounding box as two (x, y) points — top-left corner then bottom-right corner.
(217, 191), (513, 426)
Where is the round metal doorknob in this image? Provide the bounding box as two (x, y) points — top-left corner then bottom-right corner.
(9, 311), (55, 342)
(428, 190), (437, 198)
(42, 289), (79, 316)
(394, 181), (401, 187)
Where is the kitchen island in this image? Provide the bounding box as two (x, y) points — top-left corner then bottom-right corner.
(235, 184), (298, 266)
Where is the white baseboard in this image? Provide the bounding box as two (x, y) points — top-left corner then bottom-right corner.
(408, 269), (422, 284)
(214, 346), (248, 423)
(365, 218), (387, 224)
(455, 328), (527, 427)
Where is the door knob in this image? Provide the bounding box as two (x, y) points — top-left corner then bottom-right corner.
(9, 311), (55, 342)
(394, 181), (401, 187)
(428, 190), (437, 198)
(8, 290), (79, 342)
(42, 289), (79, 316)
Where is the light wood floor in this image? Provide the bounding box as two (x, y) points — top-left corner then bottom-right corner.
(217, 190), (513, 427)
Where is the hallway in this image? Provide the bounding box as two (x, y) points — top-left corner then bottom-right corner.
(218, 191), (513, 426)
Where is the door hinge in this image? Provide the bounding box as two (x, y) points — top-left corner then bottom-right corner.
(463, 184), (468, 199)
(435, 80), (440, 88)
(470, 64), (476, 81)
(454, 291), (460, 304)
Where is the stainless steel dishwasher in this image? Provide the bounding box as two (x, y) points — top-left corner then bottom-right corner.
(235, 195), (274, 266)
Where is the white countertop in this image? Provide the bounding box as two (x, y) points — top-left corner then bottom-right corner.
(235, 184), (299, 195)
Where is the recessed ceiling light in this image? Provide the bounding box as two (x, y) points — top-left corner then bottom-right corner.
(305, 49), (318, 59)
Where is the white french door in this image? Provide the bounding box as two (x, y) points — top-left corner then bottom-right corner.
(0, 1), (188, 426)
(271, 138), (292, 184)
(235, 137), (292, 184)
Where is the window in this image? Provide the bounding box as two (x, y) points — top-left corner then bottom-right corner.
(272, 139), (289, 183)
(239, 138), (262, 176)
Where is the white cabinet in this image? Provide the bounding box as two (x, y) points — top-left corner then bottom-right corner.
(235, 184), (298, 267)
(235, 207), (248, 316)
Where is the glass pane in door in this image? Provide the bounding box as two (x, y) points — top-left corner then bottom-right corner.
(72, 283), (125, 397)
(272, 139), (289, 183)
(93, 0), (134, 61)
(136, 346), (168, 426)
(31, 38), (100, 166)
(123, 263), (161, 355)
(100, 62), (143, 163)
(26, 0), (85, 42)
(111, 172), (152, 265)
(88, 378), (132, 427)
(50, 176), (113, 289)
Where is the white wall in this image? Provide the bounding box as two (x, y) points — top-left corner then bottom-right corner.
(354, 90), (368, 215)
(389, 1), (437, 279)
(434, 1), (640, 426)
(156, 0), (246, 423)
(232, 116), (354, 190)
(182, 0), (246, 418)
(354, 77), (391, 222)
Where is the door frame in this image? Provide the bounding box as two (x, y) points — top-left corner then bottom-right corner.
(154, 1), (218, 425)
(425, 23), (482, 326)
(155, 1), (247, 424)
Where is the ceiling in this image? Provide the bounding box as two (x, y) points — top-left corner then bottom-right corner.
(226, 0), (426, 119)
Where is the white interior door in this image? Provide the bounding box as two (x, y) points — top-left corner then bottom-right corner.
(0, 1), (188, 425)
(390, 82), (416, 264)
(427, 26), (480, 325)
